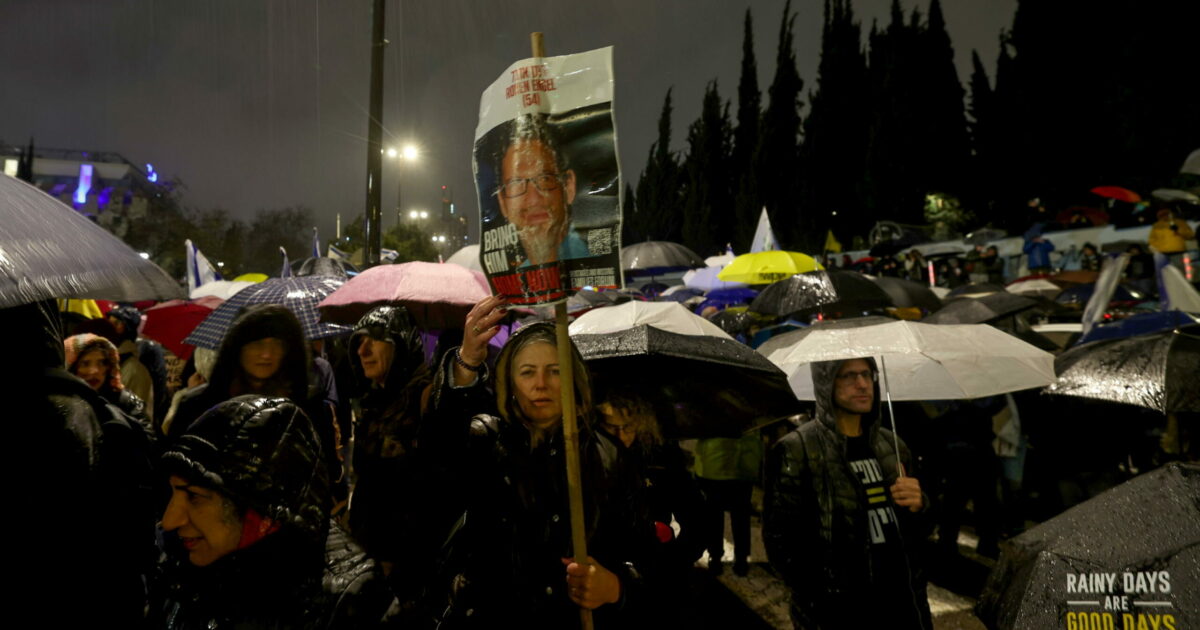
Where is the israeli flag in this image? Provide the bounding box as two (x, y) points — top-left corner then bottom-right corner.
(185, 239), (223, 294)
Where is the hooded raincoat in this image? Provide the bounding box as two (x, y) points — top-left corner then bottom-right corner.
(154, 395), (393, 630)
(345, 306), (453, 607)
(763, 358), (932, 630)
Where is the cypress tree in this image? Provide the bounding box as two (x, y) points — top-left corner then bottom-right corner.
(756, 0), (804, 248)
(682, 81), (733, 257)
(799, 0), (870, 248)
(919, 0), (971, 198)
(732, 8), (762, 252)
(635, 88), (682, 242)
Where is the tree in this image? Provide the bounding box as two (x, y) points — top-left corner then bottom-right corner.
(382, 221), (438, 263)
(244, 207), (315, 274)
(732, 8), (762, 251)
(864, 0), (929, 226)
(799, 0), (870, 248)
(756, 0), (805, 248)
(682, 81), (733, 257)
(634, 89), (683, 242)
(917, 0), (971, 197)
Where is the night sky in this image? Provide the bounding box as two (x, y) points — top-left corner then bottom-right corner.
(0, 0), (1015, 245)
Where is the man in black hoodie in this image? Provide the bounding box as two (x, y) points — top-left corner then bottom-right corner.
(764, 357), (933, 630)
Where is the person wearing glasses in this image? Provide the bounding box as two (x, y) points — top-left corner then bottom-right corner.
(763, 358), (933, 629)
(495, 115), (591, 267)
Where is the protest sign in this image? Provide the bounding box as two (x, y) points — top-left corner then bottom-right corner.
(473, 46), (622, 305)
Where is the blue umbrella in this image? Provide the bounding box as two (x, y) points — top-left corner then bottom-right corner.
(1077, 311), (1200, 345)
(185, 276), (351, 349)
(695, 287), (759, 313)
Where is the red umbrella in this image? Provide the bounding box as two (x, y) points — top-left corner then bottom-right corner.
(1090, 186), (1142, 203)
(317, 261), (491, 329)
(141, 296), (223, 360)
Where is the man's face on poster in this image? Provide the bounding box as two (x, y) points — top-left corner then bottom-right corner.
(497, 138), (576, 265)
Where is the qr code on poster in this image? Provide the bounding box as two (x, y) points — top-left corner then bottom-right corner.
(586, 228), (613, 255)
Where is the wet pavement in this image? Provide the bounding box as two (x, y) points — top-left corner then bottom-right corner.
(692, 490), (994, 629)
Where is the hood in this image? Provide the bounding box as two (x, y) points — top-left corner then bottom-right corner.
(1, 300), (66, 370)
(810, 357), (882, 436)
(207, 304), (310, 401)
(63, 333), (124, 392)
(1023, 223), (1046, 240)
(348, 305), (426, 391)
(107, 304), (142, 343)
(493, 321), (592, 426)
(162, 395), (330, 542)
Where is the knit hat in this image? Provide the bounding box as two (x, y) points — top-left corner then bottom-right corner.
(63, 333), (123, 392)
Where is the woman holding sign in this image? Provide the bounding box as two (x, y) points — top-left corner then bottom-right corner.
(423, 295), (656, 628)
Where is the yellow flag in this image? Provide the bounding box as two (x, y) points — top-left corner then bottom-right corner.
(824, 229), (842, 253)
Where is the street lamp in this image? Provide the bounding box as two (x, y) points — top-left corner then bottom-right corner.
(386, 143), (420, 227)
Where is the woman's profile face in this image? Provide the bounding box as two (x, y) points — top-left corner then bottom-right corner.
(75, 349), (110, 391)
(511, 341), (561, 428)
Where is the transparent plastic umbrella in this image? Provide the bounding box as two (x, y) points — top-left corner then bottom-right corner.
(0, 174), (184, 308)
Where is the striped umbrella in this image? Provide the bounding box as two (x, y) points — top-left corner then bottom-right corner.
(185, 276), (350, 349)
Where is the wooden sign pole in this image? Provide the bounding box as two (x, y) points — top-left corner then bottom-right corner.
(532, 31), (593, 630)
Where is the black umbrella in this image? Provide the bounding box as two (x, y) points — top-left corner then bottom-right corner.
(977, 462), (1200, 630)
(923, 292), (1041, 325)
(621, 241), (704, 277)
(748, 271), (840, 317)
(1045, 327), (1200, 413)
(946, 282), (1006, 298)
(871, 276), (943, 312)
(708, 309), (759, 337)
(573, 325), (798, 437)
(802, 270), (893, 318)
(0, 171), (184, 308)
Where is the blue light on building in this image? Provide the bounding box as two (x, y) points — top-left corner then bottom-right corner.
(146, 163), (158, 183)
(74, 164), (93, 205)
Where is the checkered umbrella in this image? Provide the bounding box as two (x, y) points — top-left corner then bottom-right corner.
(185, 276), (351, 349)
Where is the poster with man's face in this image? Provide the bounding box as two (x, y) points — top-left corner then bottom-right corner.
(473, 47), (622, 306)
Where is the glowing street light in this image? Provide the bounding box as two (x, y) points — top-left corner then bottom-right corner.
(386, 147), (398, 159)
(402, 144), (419, 161)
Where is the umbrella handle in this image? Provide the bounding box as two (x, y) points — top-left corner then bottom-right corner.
(878, 355), (904, 478)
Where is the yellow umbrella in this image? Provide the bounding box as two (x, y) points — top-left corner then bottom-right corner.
(233, 272), (268, 283)
(58, 298), (104, 319)
(717, 251), (824, 284)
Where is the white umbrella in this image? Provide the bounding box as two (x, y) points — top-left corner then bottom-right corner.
(758, 319), (1056, 401)
(682, 266), (748, 292)
(446, 244), (483, 272)
(189, 280), (257, 300)
(704, 252), (736, 267)
(1006, 278), (1063, 298)
(568, 300), (731, 339)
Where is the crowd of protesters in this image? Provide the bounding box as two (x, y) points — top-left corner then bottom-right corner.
(16, 195), (1198, 628)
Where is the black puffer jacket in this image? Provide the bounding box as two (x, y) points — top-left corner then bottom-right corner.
(424, 324), (656, 629)
(763, 358), (932, 630)
(155, 396), (394, 630)
(10, 300), (147, 626)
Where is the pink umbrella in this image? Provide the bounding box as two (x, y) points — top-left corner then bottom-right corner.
(317, 261), (491, 330)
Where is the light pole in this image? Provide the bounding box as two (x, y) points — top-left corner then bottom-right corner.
(386, 143), (419, 229)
